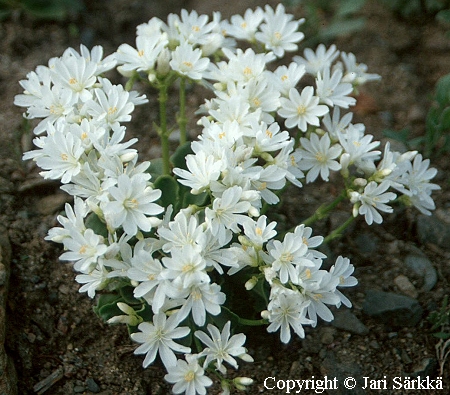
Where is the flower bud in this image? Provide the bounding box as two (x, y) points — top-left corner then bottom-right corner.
(233, 377), (254, 390)
(156, 48), (171, 76)
(354, 177), (367, 187)
(261, 310), (270, 320)
(245, 277), (258, 290)
(248, 206), (260, 218)
(117, 65), (134, 78)
(120, 151), (138, 163)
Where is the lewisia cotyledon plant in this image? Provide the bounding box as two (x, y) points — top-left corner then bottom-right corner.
(16, 4), (440, 394)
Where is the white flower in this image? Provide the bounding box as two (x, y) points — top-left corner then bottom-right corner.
(195, 321), (253, 374)
(115, 34), (168, 73)
(255, 4), (305, 57)
(23, 85), (76, 134)
(85, 82), (135, 129)
(158, 211), (205, 252)
(102, 173), (163, 235)
(162, 245), (210, 288)
(51, 55), (97, 102)
(329, 256), (357, 308)
(225, 7), (264, 41)
(338, 124), (381, 170)
(164, 354), (213, 395)
(294, 44), (340, 75)
(242, 215), (277, 247)
(316, 67), (355, 108)
(205, 186), (252, 236)
(128, 249), (165, 298)
(322, 106), (353, 139)
(340, 51), (381, 86)
(170, 41), (210, 80)
(252, 121), (291, 154)
(268, 62), (306, 97)
(355, 181), (397, 225)
(59, 228), (107, 273)
(173, 150), (222, 194)
(177, 9), (216, 46)
(297, 133), (342, 182)
(76, 265), (109, 298)
(23, 123), (85, 184)
(266, 290), (313, 343)
(265, 232), (311, 284)
(131, 313), (191, 369)
(300, 270), (341, 326)
(177, 282), (225, 326)
(278, 87), (329, 131)
(392, 154), (440, 215)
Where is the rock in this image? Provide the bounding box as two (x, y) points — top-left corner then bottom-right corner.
(405, 253), (437, 292)
(416, 213), (450, 251)
(319, 327), (336, 345)
(37, 193), (72, 215)
(362, 290), (423, 327)
(332, 310), (369, 335)
(394, 274), (418, 298)
(86, 377), (101, 393)
(0, 229), (17, 395)
(354, 232), (379, 256)
(408, 358), (437, 378)
(320, 351), (365, 395)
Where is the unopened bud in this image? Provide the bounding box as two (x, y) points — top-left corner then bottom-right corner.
(354, 177), (367, 187)
(156, 48), (171, 76)
(248, 206), (260, 218)
(245, 277), (258, 290)
(233, 377), (254, 390)
(120, 151), (138, 162)
(117, 65), (134, 78)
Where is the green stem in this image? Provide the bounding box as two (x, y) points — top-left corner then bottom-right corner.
(302, 191), (347, 227)
(158, 80), (170, 175)
(237, 317), (268, 327)
(323, 215), (355, 244)
(178, 77), (188, 146)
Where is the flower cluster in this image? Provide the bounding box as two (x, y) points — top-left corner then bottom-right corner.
(16, 4), (439, 395)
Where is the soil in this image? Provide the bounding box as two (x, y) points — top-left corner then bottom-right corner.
(1, 1), (450, 394)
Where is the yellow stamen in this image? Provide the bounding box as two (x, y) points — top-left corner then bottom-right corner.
(297, 105), (307, 115)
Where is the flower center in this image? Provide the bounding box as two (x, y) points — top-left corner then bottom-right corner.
(124, 198), (138, 209)
(184, 371), (195, 382)
(297, 105), (307, 115)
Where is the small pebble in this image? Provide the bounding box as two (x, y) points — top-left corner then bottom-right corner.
(86, 377), (101, 393)
(394, 274), (418, 298)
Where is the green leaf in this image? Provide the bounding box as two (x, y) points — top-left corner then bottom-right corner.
(439, 106), (450, 130)
(147, 157), (165, 181)
(336, 0), (366, 17)
(85, 212), (109, 238)
(437, 9), (450, 24)
(20, 0), (79, 19)
(181, 186), (209, 208)
(170, 141), (193, 170)
(383, 128), (411, 144)
(435, 74), (450, 105)
(321, 17), (366, 40)
(119, 285), (141, 305)
(96, 302), (122, 322)
(154, 174), (179, 208)
(433, 331), (450, 340)
(93, 293), (122, 320)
